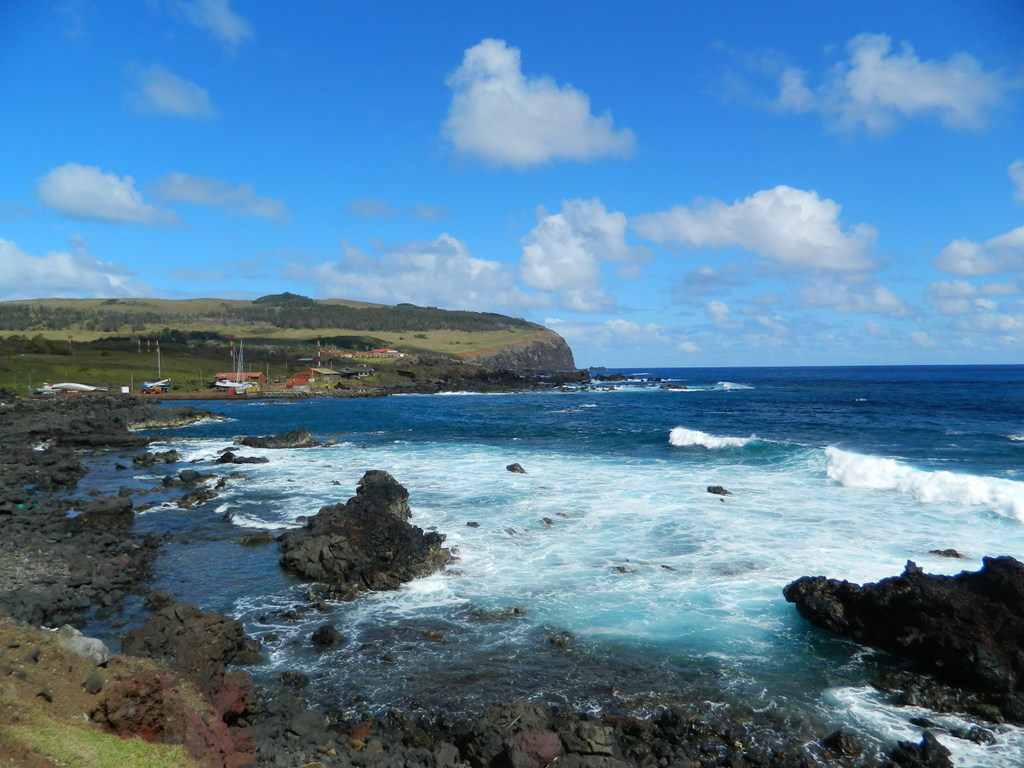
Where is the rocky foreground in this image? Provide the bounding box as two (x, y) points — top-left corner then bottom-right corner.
(0, 392), (1013, 767)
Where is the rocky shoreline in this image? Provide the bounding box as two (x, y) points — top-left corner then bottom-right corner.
(0, 392), (1011, 767)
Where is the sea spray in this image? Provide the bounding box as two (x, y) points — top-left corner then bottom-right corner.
(825, 446), (1024, 522)
(669, 426), (754, 449)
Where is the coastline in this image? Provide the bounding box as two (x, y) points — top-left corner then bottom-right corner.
(0, 391), (1001, 767)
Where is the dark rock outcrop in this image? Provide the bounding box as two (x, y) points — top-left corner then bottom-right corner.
(278, 470), (452, 598)
(121, 598), (262, 706)
(215, 450), (269, 465)
(237, 427), (320, 449)
(0, 393), (213, 450)
(784, 556), (1024, 721)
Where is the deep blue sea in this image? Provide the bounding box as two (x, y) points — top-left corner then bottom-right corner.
(83, 365), (1024, 765)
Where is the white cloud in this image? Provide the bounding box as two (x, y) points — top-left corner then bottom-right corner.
(927, 279), (1019, 315)
(545, 317), (672, 348)
(37, 163), (177, 225)
(705, 300), (739, 328)
(176, 0), (252, 50)
(934, 226), (1024, 276)
(953, 312), (1024, 334)
(127, 64), (217, 118)
(632, 185), (877, 271)
(0, 236), (145, 299)
(347, 199), (446, 221)
(798, 278), (911, 316)
(284, 234), (545, 311)
(520, 199), (648, 313)
(443, 38), (635, 168)
(1010, 160), (1024, 204)
(153, 173), (289, 221)
(910, 331), (938, 348)
(775, 33), (1010, 133)
(929, 278), (1018, 298)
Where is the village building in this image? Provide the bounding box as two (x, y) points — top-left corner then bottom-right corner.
(286, 365), (375, 388)
(213, 371), (266, 385)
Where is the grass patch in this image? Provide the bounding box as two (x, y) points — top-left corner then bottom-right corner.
(0, 722), (198, 768)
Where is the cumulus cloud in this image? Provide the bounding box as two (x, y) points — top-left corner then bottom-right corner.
(175, 0), (252, 50)
(153, 173), (289, 221)
(0, 236), (144, 299)
(927, 279), (1019, 315)
(705, 300), (739, 328)
(37, 163), (177, 225)
(632, 185), (877, 271)
(127, 64), (217, 118)
(1010, 160), (1024, 204)
(934, 226), (1024, 276)
(284, 234), (545, 311)
(774, 33), (1010, 133)
(520, 199), (648, 312)
(443, 38), (635, 168)
(798, 278), (910, 316)
(347, 199), (446, 221)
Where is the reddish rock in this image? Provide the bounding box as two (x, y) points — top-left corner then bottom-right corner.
(94, 669), (254, 768)
(507, 730), (563, 768)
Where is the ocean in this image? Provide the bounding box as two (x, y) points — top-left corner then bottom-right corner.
(83, 365), (1024, 765)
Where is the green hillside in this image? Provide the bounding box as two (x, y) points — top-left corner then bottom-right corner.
(0, 294), (554, 393)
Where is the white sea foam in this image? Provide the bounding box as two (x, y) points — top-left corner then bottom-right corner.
(1008, 434), (1024, 442)
(716, 381), (753, 390)
(827, 685), (1024, 768)
(825, 447), (1024, 522)
(669, 427), (754, 449)
(130, 420), (1024, 752)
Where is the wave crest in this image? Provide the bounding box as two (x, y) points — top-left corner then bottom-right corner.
(716, 381), (753, 391)
(825, 447), (1024, 522)
(669, 427), (754, 449)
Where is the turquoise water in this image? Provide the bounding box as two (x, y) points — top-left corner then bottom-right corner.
(89, 365), (1024, 764)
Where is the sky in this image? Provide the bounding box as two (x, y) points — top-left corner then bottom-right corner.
(1, 1), (1023, 368)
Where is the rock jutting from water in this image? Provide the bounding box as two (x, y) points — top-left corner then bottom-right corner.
(278, 469), (453, 599)
(236, 427), (321, 449)
(784, 556), (1024, 724)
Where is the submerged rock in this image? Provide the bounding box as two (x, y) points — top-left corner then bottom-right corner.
(278, 470), (452, 597)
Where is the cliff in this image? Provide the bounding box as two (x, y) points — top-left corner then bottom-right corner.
(457, 331), (576, 372)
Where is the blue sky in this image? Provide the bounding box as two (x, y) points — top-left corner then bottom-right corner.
(2, 1), (1023, 367)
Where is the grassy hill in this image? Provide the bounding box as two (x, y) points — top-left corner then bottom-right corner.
(0, 294), (562, 393)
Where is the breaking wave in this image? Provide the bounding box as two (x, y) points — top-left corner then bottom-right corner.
(825, 447), (1024, 522)
(668, 427), (755, 449)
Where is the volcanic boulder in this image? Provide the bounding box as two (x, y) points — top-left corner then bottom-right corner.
(278, 470), (451, 597)
(237, 427), (320, 449)
(784, 556), (1024, 699)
